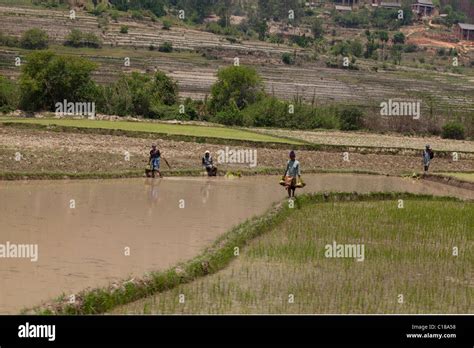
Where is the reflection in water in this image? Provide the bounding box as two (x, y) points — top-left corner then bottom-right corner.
(201, 181), (211, 204)
(0, 174), (471, 313)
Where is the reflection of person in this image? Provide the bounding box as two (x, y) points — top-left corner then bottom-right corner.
(201, 182), (211, 204)
(202, 150), (217, 176)
(422, 144), (434, 173)
(282, 150), (301, 198)
(148, 178), (159, 204)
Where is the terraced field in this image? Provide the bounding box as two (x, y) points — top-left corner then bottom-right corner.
(251, 128), (474, 152)
(1, 4), (474, 129)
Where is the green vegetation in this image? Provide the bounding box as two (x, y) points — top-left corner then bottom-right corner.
(0, 75), (18, 113)
(20, 28), (49, 49)
(99, 71), (178, 117)
(240, 97), (339, 130)
(210, 65), (264, 112)
(64, 29), (102, 48)
(0, 31), (19, 47)
(442, 121), (465, 140)
(18, 51), (97, 112)
(339, 107), (364, 131)
(281, 52), (295, 65)
(120, 25), (129, 34)
(0, 118), (298, 143)
(158, 41), (173, 53)
(335, 7), (412, 30)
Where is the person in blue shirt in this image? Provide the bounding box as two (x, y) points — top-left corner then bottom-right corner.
(149, 144), (161, 178)
(282, 150), (301, 198)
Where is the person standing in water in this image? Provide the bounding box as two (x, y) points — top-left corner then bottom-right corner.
(282, 150), (301, 198)
(149, 144), (162, 178)
(422, 144), (434, 173)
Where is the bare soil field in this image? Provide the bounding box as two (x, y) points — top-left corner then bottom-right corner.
(251, 128), (474, 153)
(1, 126), (472, 176)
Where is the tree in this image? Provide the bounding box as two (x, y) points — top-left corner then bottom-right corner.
(364, 30), (378, 59)
(20, 28), (49, 49)
(377, 30), (389, 61)
(19, 51), (97, 111)
(210, 65), (264, 112)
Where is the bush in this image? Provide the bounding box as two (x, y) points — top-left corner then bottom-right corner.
(158, 42), (173, 52)
(311, 18), (324, 39)
(442, 121), (465, 140)
(120, 25), (129, 34)
(240, 96), (339, 130)
(130, 10), (144, 20)
(393, 32), (405, 44)
(162, 19), (172, 30)
(20, 28), (49, 50)
(339, 107), (364, 131)
(212, 101), (243, 126)
(64, 29), (102, 48)
(0, 75), (18, 113)
(210, 65), (264, 112)
(281, 52), (294, 65)
(0, 31), (19, 47)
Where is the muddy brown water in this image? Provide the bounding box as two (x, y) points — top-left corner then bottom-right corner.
(0, 174), (472, 314)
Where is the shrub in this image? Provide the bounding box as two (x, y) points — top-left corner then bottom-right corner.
(281, 52), (294, 65)
(311, 18), (324, 39)
(240, 96), (339, 130)
(64, 29), (102, 48)
(120, 25), (129, 34)
(162, 19), (172, 30)
(130, 10), (144, 20)
(0, 75), (18, 113)
(339, 107), (364, 131)
(441, 121), (465, 140)
(20, 28), (49, 49)
(158, 42), (173, 52)
(212, 101), (243, 126)
(393, 32), (405, 44)
(0, 31), (19, 47)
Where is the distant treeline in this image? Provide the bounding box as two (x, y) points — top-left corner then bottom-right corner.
(440, 0), (474, 22)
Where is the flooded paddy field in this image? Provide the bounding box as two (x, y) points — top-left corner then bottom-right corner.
(0, 174), (472, 313)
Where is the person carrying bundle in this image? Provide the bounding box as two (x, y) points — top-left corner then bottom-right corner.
(202, 150), (217, 176)
(281, 150), (303, 198)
